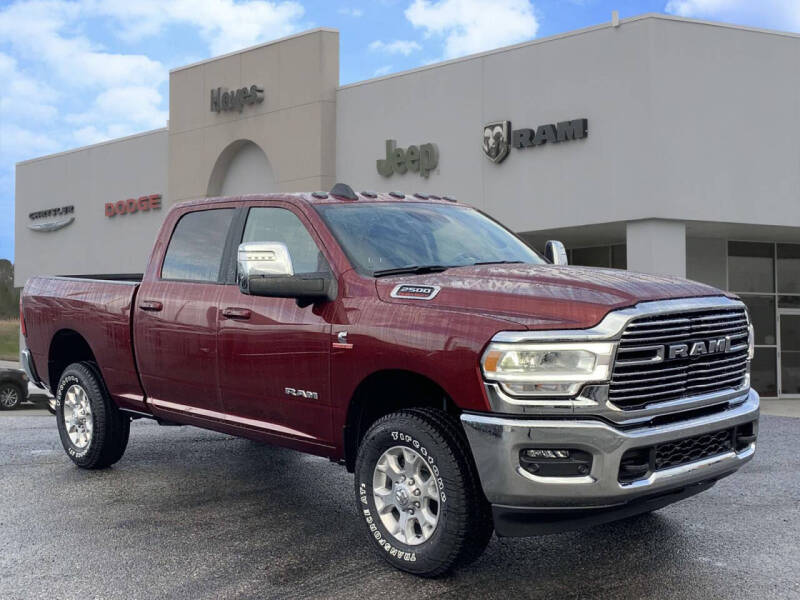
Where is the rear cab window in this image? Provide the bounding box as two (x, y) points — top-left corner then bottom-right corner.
(161, 208), (236, 282)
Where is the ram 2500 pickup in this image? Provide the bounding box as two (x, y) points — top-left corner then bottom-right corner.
(20, 184), (759, 576)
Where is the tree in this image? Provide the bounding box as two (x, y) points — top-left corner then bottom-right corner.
(0, 260), (20, 319)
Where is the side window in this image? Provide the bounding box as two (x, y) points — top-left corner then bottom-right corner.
(162, 208), (236, 282)
(242, 207), (329, 274)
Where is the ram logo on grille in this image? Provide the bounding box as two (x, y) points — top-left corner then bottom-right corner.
(667, 336), (732, 360)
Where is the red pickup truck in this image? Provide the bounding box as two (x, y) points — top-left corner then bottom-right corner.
(20, 185), (759, 576)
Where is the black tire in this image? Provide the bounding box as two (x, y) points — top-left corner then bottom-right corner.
(55, 362), (130, 469)
(0, 381), (24, 410)
(354, 408), (493, 577)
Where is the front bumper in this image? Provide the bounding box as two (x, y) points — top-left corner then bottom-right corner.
(461, 388), (759, 533)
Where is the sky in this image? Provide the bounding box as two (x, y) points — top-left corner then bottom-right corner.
(1, 0), (799, 263)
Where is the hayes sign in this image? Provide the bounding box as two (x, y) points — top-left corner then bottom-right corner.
(482, 118), (588, 163)
(210, 85), (264, 113)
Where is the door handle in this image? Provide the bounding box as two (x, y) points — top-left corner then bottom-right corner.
(222, 307), (252, 320)
(140, 300), (163, 312)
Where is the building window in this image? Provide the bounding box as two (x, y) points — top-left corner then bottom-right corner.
(725, 241), (800, 398)
(728, 241), (775, 293)
(751, 348), (778, 397)
(777, 244), (800, 294)
(569, 244), (626, 269)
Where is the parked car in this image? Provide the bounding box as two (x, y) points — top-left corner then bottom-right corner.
(0, 368), (29, 410)
(20, 185), (759, 576)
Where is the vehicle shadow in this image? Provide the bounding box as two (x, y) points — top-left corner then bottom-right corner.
(97, 425), (711, 600)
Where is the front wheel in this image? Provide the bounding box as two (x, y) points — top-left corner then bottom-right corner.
(0, 382), (23, 410)
(55, 362), (130, 469)
(354, 408), (493, 577)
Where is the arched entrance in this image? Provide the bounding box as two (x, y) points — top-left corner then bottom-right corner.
(207, 140), (277, 197)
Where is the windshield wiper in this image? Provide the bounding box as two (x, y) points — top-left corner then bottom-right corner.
(372, 265), (451, 277)
(471, 260), (525, 266)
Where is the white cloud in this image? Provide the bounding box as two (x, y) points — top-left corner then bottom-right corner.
(87, 0), (306, 55)
(665, 0), (800, 32)
(405, 0), (539, 59)
(338, 7), (364, 17)
(0, 124), (61, 160)
(66, 85), (168, 139)
(0, 53), (59, 122)
(373, 65), (393, 76)
(369, 39), (422, 55)
(0, 2), (166, 88)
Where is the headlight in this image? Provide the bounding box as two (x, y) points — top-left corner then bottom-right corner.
(481, 342), (615, 397)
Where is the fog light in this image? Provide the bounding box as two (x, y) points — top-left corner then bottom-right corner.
(519, 448), (592, 477)
(525, 449), (570, 459)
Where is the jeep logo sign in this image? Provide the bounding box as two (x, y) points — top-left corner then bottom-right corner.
(482, 118), (588, 163)
(667, 336), (732, 360)
(377, 140), (439, 178)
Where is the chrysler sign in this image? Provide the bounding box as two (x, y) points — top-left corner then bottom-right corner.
(482, 118), (588, 163)
(28, 205), (75, 232)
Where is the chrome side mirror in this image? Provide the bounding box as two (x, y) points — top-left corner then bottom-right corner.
(237, 241), (336, 304)
(237, 242), (293, 293)
(544, 240), (568, 266)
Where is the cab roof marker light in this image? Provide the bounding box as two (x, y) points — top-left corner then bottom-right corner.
(329, 183), (358, 200)
(311, 191), (328, 199)
(389, 191), (405, 199)
(414, 192), (429, 199)
(361, 191), (378, 198)
(443, 195), (457, 203)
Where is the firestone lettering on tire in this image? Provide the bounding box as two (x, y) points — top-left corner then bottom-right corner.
(390, 430), (446, 502)
(359, 483), (417, 562)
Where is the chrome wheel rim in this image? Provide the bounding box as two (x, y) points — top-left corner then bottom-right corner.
(0, 386), (19, 408)
(63, 385), (93, 449)
(372, 446), (441, 546)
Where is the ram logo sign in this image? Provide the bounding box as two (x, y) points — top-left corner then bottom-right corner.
(482, 121), (511, 163)
(482, 118), (588, 163)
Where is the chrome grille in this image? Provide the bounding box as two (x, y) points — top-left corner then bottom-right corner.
(609, 307), (749, 410)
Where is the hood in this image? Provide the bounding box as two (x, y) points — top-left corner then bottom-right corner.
(375, 264), (726, 330)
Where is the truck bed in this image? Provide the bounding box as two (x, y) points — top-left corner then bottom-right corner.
(21, 275), (147, 413)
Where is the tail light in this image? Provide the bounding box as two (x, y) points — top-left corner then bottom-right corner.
(19, 297), (26, 337)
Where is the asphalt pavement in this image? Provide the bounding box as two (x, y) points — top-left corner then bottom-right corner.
(1, 411), (798, 600)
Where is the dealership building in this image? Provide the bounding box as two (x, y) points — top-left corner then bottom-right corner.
(14, 13), (800, 398)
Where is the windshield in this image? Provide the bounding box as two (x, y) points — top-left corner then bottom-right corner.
(315, 202), (545, 276)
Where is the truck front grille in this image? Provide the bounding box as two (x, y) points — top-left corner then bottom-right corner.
(609, 307), (749, 411)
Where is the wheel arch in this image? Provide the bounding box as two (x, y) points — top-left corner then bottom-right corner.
(48, 329), (98, 391)
(343, 369), (460, 472)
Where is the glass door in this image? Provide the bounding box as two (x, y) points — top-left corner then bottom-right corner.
(778, 310), (800, 397)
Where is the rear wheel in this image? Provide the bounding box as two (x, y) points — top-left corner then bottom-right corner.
(55, 362), (130, 469)
(354, 408), (493, 577)
(0, 382), (23, 410)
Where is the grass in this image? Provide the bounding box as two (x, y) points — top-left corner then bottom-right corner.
(0, 319), (20, 362)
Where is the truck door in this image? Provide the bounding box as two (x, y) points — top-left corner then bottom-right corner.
(215, 203), (333, 446)
(134, 207), (237, 415)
